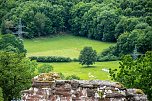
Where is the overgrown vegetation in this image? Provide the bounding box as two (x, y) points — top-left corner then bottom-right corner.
(0, 34), (26, 54)
(110, 51), (152, 100)
(38, 64), (53, 74)
(0, 34), (37, 101)
(0, 51), (37, 101)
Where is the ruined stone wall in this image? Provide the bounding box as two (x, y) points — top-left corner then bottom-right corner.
(21, 73), (148, 101)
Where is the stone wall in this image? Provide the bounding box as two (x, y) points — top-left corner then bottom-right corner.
(21, 73), (148, 101)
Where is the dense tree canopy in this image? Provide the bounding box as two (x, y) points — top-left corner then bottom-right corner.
(0, 0), (152, 55)
(0, 87), (4, 101)
(2, 1), (65, 38)
(79, 47), (97, 66)
(110, 51), (152, 100)
(0, 0), (151, 100)
(0, 51), (37, 101)
(0, 34), (26, 54)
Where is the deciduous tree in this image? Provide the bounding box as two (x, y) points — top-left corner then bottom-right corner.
(110, 51), (152, 100)
(79, 46), (97, 66)
(0, 51), (37, 101)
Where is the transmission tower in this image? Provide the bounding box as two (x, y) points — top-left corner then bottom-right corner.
(132, 44), (138, 59)
(14, 18), (27, 39)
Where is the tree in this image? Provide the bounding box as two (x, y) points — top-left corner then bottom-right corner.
(38, 64), (53, 74)
(0, 34), (26, 54)
(0, 51), (37, 101)
(0, 87), (4, 101)
(79, 46), (97, 66)
(3, 1), (65, 38)
(110, 51), (152, 100)
(115, 16), (139, 39)
(136, 27), (152, 53)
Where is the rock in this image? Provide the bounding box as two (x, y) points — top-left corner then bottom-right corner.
(21, 73), (148, 101)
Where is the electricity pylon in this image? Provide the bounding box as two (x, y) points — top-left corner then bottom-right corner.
(14, 18), (27, 39)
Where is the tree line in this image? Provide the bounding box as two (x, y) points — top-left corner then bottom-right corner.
(0, 0), (152, 55)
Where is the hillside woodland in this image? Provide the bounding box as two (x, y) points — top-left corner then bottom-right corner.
(0, 0), (152, 100)
(0, 0), (152, 55)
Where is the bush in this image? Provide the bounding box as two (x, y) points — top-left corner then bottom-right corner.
(38, 64), (53, 74)
(72, 58), (79, 62)
(110, 51), (152, 100)
(29, 56), (72, 62)
(97, 54), (119, 62)
(65, 75), (80, 80)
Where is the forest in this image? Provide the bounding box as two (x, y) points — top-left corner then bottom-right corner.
(1, 0), (152, 56)
(0, 0), (152, 100)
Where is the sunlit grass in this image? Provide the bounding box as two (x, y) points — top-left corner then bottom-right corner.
(39, 61), (120, 80)
(24, 34), (115, 58)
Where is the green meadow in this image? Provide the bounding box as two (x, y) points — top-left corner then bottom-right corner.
(40, 61), (120, 80)
(24, 34), (119, 80)
(24, 34), (115, 58)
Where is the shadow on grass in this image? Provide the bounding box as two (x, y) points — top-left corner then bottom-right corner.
(81, 66), (96, 68)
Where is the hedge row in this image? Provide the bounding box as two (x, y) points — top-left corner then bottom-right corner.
(29, 56), (72, 62)
(29, 55), (119, 63)
(97, 55), (119, 62)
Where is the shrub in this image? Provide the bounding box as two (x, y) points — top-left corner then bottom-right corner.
(38, 64), (53, 74)
(110, 51), (152, 100)
(29, 56), (72, 62)
(97, 54), (119, 62)
(72, 58), (79, 62)
(65, 75), (80, 80)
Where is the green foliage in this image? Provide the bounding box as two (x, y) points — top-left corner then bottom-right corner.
(38, 64), (53, 74)
(120, 0), (152, 25)
(0, 51), (37, 101)
(0, 34), (26, 54)
(0, 87), (4, 101)
(2, 1), (65, 38)
(116, 31), (138, 55)
(97, 54), (119, 62)
(69, 2), (94, 36)
(30, 56), (72, 62)
(65, 75), (80, 80)
(58, 72), (65, 79)
(70, 2), (120, 42)
(79, 46), (97, 66)
(115, 16), (140, 38)
(0, 0), (21, 24)
(110, 51), (152, 100)
(136, 27), (152, 53)
(100, 26), (152, 57)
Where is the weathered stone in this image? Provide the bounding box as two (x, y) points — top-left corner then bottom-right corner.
(71, 80), (79, 90)
(87, 89), (95, 97)
(21, 73), (148, 101)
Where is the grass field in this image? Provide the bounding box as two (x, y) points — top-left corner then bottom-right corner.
(40, 61), (120, 80)
(24, 34), (115, 58)
(24, 34), (118, 80)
